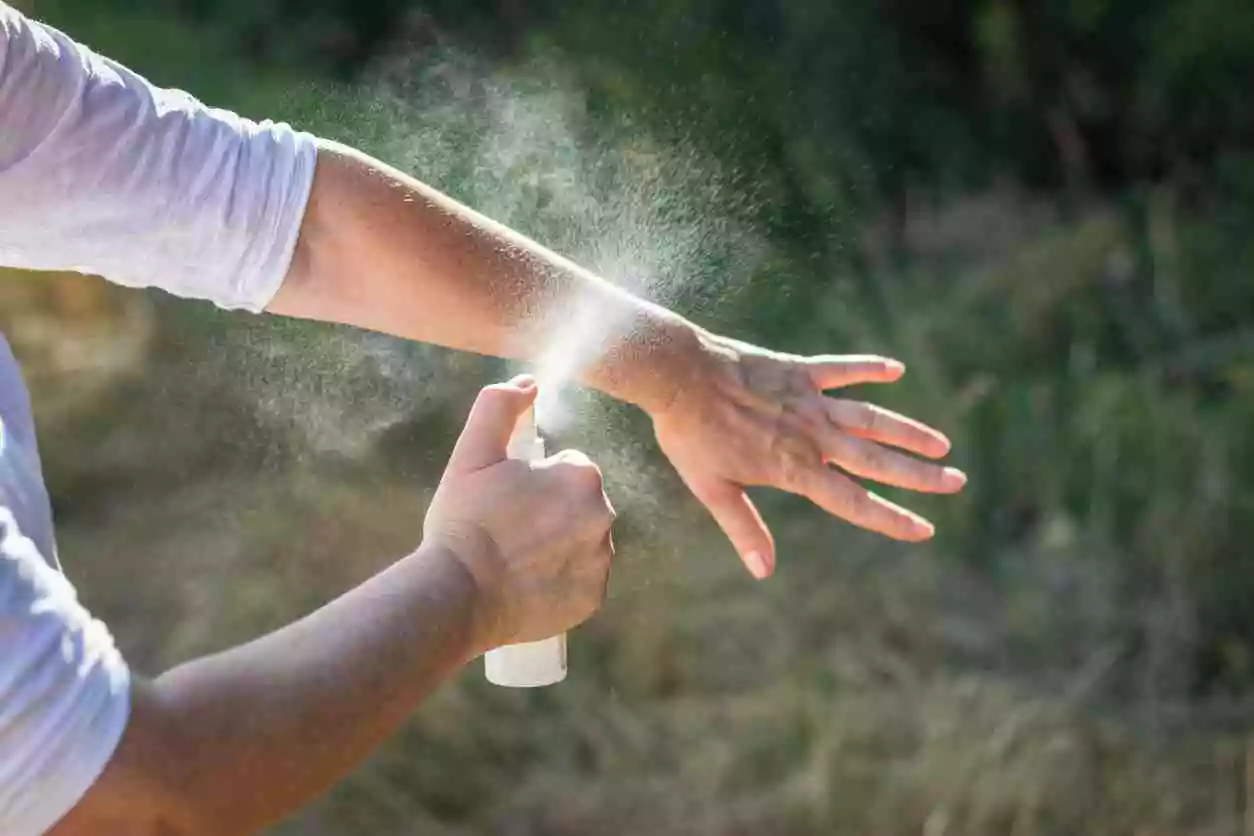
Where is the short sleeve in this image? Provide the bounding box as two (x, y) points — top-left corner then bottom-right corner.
(0, 4), (318, 313)
(0, 506), (132, 836)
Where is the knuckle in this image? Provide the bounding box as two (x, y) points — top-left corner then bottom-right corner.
(822, 474), (858, 512)
(858, 405), (883, 434)
(833, 401), (872, 433)
(549, 456), (584, 482)
(778, 457), (807, 490)
(561, 476), (611, 526)
(846, 488), (877, 520)
(554, 447), (589, 463)
(856, 443), (889, 474)
(564, 470), (603, 502)
(553, 448), (596, 471)
(579, 463), (606, 491)
(923, 464), (949, 489)
(561, 456), (605, 492)
(773, 435), (818, 489)
(477, 382), (512, 403)
(588, 499), (615, 532)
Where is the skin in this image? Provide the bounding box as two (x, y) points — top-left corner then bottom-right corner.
(52, 377), (616, 836)
(52, 138), (965, 832)
(272, 140), (967, 579)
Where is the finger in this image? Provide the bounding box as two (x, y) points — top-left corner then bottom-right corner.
(823, 432), (966, 494)
(825, 399), (952, 459)
(802, 469), (935, 542)
(540, 449), (606, 492)
(690, 479), (776, 580)
(542, 449), (615, 530)
(446, 375), (538, 473)
(800, 355), (906, 390)
(543, 448), (598, 470)
(596, 529), (615, 603)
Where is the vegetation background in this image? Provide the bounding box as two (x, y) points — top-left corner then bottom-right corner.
(8, 0), (1254, 832)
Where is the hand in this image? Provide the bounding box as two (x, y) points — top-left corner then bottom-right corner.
(652, 332), (966, 580)
(424, 375), (616, 653)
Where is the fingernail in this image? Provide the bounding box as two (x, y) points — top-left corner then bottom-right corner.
(509, 374), (536, 389)
(886, 360), (906, 375)
(745, 550), (771, 580)
(942, 467), (967, 489)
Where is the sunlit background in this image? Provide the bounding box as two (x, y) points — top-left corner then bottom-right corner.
(8, 0), (1254, 833)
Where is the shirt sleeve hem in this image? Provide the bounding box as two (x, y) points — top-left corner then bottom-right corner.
(24, 664), (133, 836)
(237, 130), (320, 315)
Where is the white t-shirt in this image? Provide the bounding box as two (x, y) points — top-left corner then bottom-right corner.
(0, 3), (318, 832)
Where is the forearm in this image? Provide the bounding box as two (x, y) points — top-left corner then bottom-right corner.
(270, 140), (706, 414)
(54, 545), (482, 836)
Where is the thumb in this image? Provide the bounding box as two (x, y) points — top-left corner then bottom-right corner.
(446, 375), (538, 474)
(690, 478), (776, 580)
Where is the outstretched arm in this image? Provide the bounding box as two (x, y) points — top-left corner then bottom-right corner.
(0, 3), (965, 580)
(273, 141), (701, 415)
(271, 143), (968, 578)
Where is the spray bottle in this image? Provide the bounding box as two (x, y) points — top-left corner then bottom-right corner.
(484, 403), (569, 687)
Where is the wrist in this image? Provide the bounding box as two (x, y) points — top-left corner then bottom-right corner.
(583, 301), (708, 416)
(411, 538), (498, 661)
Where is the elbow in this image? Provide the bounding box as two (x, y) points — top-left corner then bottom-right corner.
(48, 681), (237, 836)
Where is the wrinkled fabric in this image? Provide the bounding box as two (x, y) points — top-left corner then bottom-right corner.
(0, 1), (319, 831)
(0, 2), (318, 312)
(0, 335), (131, 835)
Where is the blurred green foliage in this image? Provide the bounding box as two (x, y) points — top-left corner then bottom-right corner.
(136, 0), (1254, 694)
(16, 0), (1254, 832)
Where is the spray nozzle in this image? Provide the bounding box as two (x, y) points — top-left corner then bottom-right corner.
(507, 403), (546, 463)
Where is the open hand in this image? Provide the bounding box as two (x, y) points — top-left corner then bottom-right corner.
(651, 333), (965, 580)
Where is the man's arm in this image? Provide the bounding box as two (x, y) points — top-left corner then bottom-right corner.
(50, 378), (616, 836)
(51, 545), (480, 836)
(273, 141), (700, 416)
(271, 142), (968, 578)
(0, 3), (965, 579)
